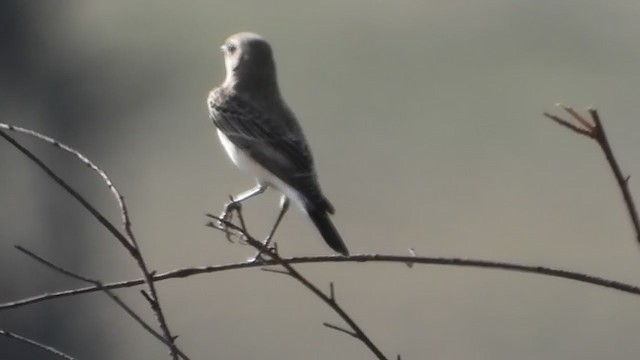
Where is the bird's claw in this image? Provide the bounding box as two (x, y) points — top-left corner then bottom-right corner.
(249, 242), (278, 263)
(205, 201), (243, 243)
(220, 200), (241, 223)
(216, 201), (243, 242)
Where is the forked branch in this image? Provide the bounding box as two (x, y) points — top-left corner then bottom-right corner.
(207, 212), (391, 360)
(544, 105), (640, 244)
(0, 125), (184, 359)
(3, 253), (640, 312)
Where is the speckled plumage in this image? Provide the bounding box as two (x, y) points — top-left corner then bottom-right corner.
(207, 32), (348, 255)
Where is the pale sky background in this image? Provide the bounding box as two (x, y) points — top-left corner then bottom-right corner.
(2, 1), (640, 359)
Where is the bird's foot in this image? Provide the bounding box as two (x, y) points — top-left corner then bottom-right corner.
(205, 199), (244, 242)
(249, 242), (278, 263)
(220, 199), (241, 224)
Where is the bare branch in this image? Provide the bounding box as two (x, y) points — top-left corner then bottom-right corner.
(558, 103), (594, 130)
(261, 268), (290, 276)
(323, 322), (358, 338)
(543, 112), (593, 138)
(209, 216), (390, 359)
(252, 245), (388, 358)
(587, 108), (640, 243)
(0, 330), (76, 360)
(3, 252), (640, 312)
(544, 107), (640, 244)
(0, 123), (135, 247)
(0, 125), (182, 359)
(405, 248), (417, 268)
(128, 239), (180, 359)
(13, 246), (191, 360)
(0, 129), (133, 253)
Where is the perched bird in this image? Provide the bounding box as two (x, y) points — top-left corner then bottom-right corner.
(207, 32), (349, 255)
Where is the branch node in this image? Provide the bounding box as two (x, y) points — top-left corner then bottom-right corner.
(405, 248), (417, 268)
(543, 111), (594, 138)
(140, 290), (153, 304)
(323, 322), (358, 338)
(546, 104), (640, 247)
(558, 103), (594, 130)
(261, 268), (289, 276)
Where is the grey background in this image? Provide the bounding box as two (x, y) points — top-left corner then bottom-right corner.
(2, 0), (640, 359)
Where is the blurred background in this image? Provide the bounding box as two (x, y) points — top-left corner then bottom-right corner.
(2, 0), (640, 359)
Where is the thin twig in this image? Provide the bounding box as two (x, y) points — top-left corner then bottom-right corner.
(544, 106), (640, 244)
(224, 222), (389, 359)
(588, 108), (640, 243)
(323, 322), (358, 338)
(209, 214), (382, 359)
(4, 252), (640, 311)
(127, 237), (180, 359)
(543, 112), (593, 138)
(0, 329), (76, 360)
(210, 209), (388, 357)
(0, 129), (134, 253)
(405, 248), (417, 268)
(0, 126), (181, 359)
(261, 268), (290, 275)
(559, 103), (594, 130)
(0, 123), (134, 245)
(13, 246), (191, 360)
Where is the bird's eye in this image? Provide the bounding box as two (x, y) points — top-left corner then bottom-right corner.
(225, 43), (237, 53)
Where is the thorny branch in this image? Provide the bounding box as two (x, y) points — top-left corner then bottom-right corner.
(0, 330), (76, 360)
(206, 212), (390, 360)
(0, 125), (184, 359)
(13, 246), (191, 360)
(3, 253), (640, 312)
(0, 124), (133, 247)
(0, 126), (133, 252)
(543, 105), (640, 244)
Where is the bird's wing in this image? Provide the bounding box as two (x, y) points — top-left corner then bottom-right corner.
(209, 90), (334, 213)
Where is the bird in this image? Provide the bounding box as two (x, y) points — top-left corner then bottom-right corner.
(207, 32), (349, 256)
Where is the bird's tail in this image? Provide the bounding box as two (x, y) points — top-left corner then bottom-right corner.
(306, 205), (349, 256)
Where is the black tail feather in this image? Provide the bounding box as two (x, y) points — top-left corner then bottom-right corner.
(307, 206), (349, 256)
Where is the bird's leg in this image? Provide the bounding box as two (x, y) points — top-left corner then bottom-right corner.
(251, 195), (289, 262)
(216, 184), (268, 243)
(220, 183), (268, 222)
(264, 195), (290, 248)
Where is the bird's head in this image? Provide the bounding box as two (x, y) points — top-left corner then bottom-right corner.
(221, 32), (279, 95)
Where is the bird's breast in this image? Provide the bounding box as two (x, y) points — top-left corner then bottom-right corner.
(217, 130), (254, 172)
(216, 129), (306, 211)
